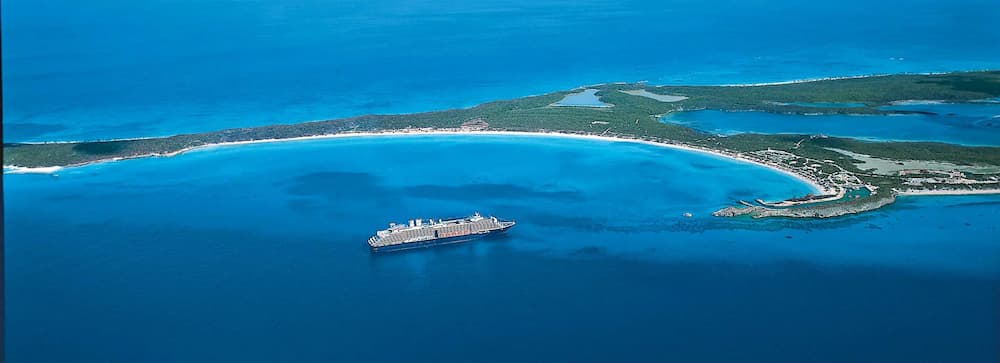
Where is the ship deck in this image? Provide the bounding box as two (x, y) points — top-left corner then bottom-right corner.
(369, 216), (514, 249)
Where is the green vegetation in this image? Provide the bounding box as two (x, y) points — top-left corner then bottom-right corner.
(5, 71), (1000, 171)
(8, 70), (1000, 218)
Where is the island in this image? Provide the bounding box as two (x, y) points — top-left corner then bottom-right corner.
(6, 71), (1000, 219)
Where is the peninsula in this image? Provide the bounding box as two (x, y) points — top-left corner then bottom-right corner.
(6, 71), (1000, 218)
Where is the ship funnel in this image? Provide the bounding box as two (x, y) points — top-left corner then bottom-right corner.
(408, 219), (415, 227)
(416, 219), (423, 226)
(389, 222), (396, 228)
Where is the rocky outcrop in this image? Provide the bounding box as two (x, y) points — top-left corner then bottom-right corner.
(713, 194), (897, 219)
(460, 118), (489, 131)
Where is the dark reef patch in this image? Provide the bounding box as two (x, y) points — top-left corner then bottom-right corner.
(570, 246), (608, 257)
(943, 200), (1000, 208)
(3, 123), (68, 141)
(282, 171), (388, 199)
(404, 183), (584, 202)
(689, 161), (723, 170)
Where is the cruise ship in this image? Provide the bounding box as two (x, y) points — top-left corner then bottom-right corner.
(368, 212), (515, 252)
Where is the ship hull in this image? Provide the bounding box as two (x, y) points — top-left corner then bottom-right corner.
(370, 224), (512, 253)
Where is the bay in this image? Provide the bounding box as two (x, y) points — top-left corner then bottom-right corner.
(5, 136), (998, 362)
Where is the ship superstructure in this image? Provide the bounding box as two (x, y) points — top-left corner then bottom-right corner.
(368, 212), (515, 252)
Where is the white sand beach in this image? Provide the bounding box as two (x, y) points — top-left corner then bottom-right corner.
(11, 129), (1000, 200)
(161, 129), (830, 193)
(3, 166), (64, 174)
(2, 129), (822, 193)
(889, 100), (947, 105)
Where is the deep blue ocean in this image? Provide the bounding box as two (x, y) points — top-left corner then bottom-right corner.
(6, 136), (1000, 362)
(4, 0), (1000, 362)
(4, 0), (1000, 142)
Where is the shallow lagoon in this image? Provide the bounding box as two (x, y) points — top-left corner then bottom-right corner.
(6, 135), (999, 362)
(5, 0), (1000, 142)
(662, 105), (1000, 145)
(881, 102), (1000, 122)
(552, 89), (611, 107)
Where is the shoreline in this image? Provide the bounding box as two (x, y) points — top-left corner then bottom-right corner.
(717, 74), (888, 87)
(10, 129), (998, 196)
(6, 70), (998, 221)
(7, 129), (997, 198)
(3, 166), (65, 174)
(896, 189), (1000, 196)
(2, 129), (828, 194)
(6, 71), (987, 148)
(9, 129), (1000, 210)
(713, 71), (955, 87)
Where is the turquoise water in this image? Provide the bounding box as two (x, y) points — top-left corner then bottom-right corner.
(4, 0), (1000, 142)
(662, 105), (1000, 145)
(552, 89), (612, 107)
(881, 102), (1000, 123)
(5, 136), (1000, 362)
(5, 0), (1000, 361)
